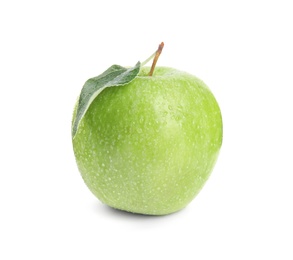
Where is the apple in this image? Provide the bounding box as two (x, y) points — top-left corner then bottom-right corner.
(72, 45), (222, 215)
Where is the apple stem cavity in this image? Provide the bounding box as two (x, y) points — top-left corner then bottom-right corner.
(148, 42), (164, 76)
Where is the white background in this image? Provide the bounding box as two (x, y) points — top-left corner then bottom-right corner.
(1, 0), (292, 259)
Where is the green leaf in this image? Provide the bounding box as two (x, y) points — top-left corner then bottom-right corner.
(72, 61), (141, 138)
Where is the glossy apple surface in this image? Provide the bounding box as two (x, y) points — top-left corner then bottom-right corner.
(72, 66), (222, 215)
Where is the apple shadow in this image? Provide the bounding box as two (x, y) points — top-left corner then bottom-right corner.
(93, 202), (186, 220)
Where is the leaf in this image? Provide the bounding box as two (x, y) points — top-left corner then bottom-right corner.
(72, 61), (141, 138)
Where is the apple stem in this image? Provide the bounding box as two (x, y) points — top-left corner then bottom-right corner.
(148, 42), (164, 76)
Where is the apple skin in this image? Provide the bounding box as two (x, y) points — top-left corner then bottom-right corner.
(72, 66), (222, 215)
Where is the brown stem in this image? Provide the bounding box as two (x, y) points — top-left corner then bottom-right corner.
(149, 42), (164, 76)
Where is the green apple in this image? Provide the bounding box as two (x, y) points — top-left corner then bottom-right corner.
(72, 66), (222, 215)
